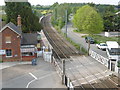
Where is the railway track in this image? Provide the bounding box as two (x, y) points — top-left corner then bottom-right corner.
(68, 56), (119, 89)
(41, 15), (79, 58)
(41, 15), (119, 89)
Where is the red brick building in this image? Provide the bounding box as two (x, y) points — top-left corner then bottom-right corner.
(0, 15), (38, 62)
(0, 22), (22, 61)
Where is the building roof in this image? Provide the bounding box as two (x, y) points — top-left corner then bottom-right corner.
(1, 22), (38, 45)
(0, 22), (22, 35)
(21, 33), (38, 45)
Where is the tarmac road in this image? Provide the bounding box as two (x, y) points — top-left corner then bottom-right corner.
(61, 22), (108, 58)
(2, 57), (66, 88)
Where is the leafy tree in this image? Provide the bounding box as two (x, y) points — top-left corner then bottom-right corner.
(50, 2), (59, 9)
(73, 5), (104, 34)
(114, 14), (120, 31)
(71, 7), (80, 14)
(95, 5), (119, 31)
(51, 3), (71, 29)
(103, 12), (114, 31)
(87, 2), (95, 7)
(103, 6), (116, 31)
(5, 2), (42, 33)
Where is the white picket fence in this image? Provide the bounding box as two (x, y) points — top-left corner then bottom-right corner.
(89, 50), (109, 68)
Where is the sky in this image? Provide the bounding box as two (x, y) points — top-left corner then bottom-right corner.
(0, 0), (119, 5)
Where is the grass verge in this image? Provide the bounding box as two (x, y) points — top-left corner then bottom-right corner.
(54, 25), (88, 54)
(74, 29), (119, 44)
(82, 34), (119, 44)
(66, 37), (87, 54)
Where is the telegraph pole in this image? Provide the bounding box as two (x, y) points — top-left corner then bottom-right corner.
(88, 40), (90, 56)
(65, 10), (68, 38)
(62, 59), (65, 84)
(55, 8), (57, 20)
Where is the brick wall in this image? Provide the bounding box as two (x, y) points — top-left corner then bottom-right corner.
(2, 27), (21, 62)
(22, 53), (37, 61)
(0, 32), (2, 62)
(22, 56), (36, 61)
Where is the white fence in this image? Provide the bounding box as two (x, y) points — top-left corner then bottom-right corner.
(52, 57), (74, 89)
(90, 50), (109, 68)
(43, 51), (52, 63)
(52, 57), (62, 78)
(37, 51), (43, 57)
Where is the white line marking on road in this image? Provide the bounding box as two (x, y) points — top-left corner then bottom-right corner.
(38, 72), (56, 80)
(26, 73), (38, 88)
(26, 79), (36, 88)
(26, 72), (55, 88)
(29, 73), (37, 80)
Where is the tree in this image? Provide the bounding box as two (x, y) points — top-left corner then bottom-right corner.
(103, 6), (117, 31)
(73, 5), (104, 34)
(71, 7), (80, 14)
(50, 2), (59, 9)
(5, 2), (42, 33)
(87, 2), (95, 7)
(51, 3), (71, 29)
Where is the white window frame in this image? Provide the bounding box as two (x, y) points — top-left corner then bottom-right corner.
(6, 49), (12, 57)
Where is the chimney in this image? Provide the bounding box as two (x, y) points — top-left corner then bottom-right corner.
(17, 15), (21, 30)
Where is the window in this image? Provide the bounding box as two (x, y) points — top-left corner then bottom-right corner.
(22, 52), (33, 56)
(108, 48), (120, 55)
(6, 49), (12, 57)
(5, 36), (11, 43)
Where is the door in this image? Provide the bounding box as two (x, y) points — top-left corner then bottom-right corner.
(108, 60), (110, 69)
(110, 59), (116, 71)
(111, 62), (115, 71)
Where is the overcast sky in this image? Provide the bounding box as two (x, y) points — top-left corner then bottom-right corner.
(0, 0), (119, 5)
